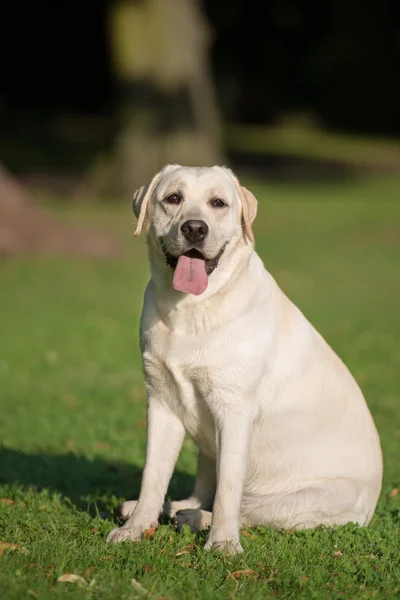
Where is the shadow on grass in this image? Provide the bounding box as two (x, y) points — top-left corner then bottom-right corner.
(0, 446), (195, 518)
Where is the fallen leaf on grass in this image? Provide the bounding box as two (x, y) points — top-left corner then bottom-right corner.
(333, 550), (343, 558)
(100, 554), (116, 561)
(94, 441), (111, 450)
(63, 392), (76, 406)
(227, 569), (257, 580)
(57, 573), (86, 586)
(0, 498), (15, 506)
(142, 565), (155, 574)
(241, 531), (255, 539)
(144, 526), (158, 539)
(389, 488), (399, 498)
(27, 591), (39, 598)
(175, 543), (195, 556)
(0, 541), (28, 556)
(300, 576), (309, 583)
(90, 528), (99, 533)
(131, 578), (151, 596)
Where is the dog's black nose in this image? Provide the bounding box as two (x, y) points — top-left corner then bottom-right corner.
(180, 220), (209, 244)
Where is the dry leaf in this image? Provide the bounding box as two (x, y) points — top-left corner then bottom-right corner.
(241, 530), (255, 539)
(389, 488), (399, 498)
(63, 393), (76, 406)
(100, 554), (116, 561)
(227, 569), (257, 580)
(0, 541), (28, 556)
(142, 565), (155, 574)
(0, 498), (15, 506)
(27, 591), (39, 598)
(144, 526), (158, 539)
(175, 543), (195, 557)
(90, 528), (99, 533)
(94, 441), (111, 450)
(333, 550), (343, 558)
(131, 578), (150, 596)
(57, 573), (86, 586)
(301, 576), (309, 583)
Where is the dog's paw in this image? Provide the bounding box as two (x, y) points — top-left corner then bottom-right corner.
(106, 526), (143, 543)
(204, 530), (243, 554)
(175, 508), (212, 532)
(119, 500), (138, 520)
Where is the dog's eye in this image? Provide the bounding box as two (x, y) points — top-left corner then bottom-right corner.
(165, 193), (181, 205)
(210, 198), (227, 208)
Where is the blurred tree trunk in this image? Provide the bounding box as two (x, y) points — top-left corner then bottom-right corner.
(91, 0), (223, 195)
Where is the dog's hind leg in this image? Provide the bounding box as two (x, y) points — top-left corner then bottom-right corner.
(241, 478), (376, 530)
(164, 450), (216, 517)
(175, 508), (213, 532)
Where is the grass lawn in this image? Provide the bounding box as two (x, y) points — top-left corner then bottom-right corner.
(1, 175), (399, 599)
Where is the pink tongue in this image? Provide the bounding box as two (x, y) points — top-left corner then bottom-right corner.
(173, 255), (208, 295)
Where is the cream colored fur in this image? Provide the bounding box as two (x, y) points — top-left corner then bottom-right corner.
(107, 165), (382, 553)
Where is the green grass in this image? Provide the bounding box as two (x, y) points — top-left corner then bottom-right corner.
(1, 176), (400, 599)
(226, 121), (400, 171)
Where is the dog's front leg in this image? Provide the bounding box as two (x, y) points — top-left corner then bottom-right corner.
(204, 413), (252, 554)
(107, 400), (185, 543)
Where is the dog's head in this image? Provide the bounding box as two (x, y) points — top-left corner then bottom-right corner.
(132, 165), (257, 296)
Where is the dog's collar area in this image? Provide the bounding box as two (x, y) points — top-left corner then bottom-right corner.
(164, 244), (227, 276)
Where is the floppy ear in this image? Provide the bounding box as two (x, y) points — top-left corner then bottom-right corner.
(240, 185), (258, 243)
(132, 175), (158, 237)
(133, 165), (178, 237)
(218, 166), (258, 243)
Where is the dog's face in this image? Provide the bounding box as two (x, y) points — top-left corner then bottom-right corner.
(133, 165), (257, 296)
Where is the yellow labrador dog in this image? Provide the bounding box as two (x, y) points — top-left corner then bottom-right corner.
(107, 164), (382, 553)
